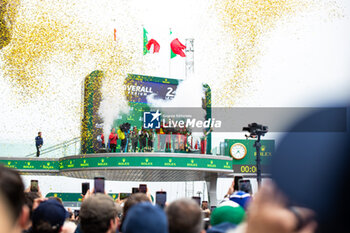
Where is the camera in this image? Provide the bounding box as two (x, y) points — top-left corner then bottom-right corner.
(242, 122), (268, 188)
(120, 123), (131, 133)
(242, 123), (268, 137)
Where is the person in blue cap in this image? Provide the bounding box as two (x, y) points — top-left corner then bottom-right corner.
(229, 191), (251, 211)
(31, 199), (68, 233)
(122, 202), (168, 233)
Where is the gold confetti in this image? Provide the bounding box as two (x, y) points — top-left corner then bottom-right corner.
(213, 0), (343, 106)
(0, 0), (345, 144)
(0, 0), (19, 49)
(0, 0), (140, 142)
(1, 0), (138, 100)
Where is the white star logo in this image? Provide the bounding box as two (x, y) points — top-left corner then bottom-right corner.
(150, 110), (161, 122)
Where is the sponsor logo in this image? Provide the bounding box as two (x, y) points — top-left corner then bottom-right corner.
(144, 109), (222, 129)
(207, 160), (217, 168)
(187, 159), (198, 167)
(144, 110), (161, 129)
(224, 161), (231, 169)
(98, 158), (108, 166)
(162, 118), (221, 128)
(118, 158), (130, 166)
(141, 158), (153, 166)
(164, 158), (176, 166)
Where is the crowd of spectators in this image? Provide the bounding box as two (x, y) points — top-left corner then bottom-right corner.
(0, 163), (325, 233)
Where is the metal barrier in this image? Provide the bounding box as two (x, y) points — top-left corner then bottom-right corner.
(25, 137), (81, 158)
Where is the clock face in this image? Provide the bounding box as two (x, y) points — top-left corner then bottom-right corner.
(230, 143), (247, 160)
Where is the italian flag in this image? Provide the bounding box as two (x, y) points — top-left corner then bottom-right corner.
(143, 27), (160, 54)
(170, 29), (186, 58)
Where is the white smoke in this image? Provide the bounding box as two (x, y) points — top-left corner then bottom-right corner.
(146, 76), (206, 143)
(99, 90), (129, 140)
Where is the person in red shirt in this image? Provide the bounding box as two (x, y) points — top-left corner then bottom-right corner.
(109, 128), (118, 152)
(101, 134), (105, 146)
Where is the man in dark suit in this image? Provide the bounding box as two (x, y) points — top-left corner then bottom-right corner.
(35, 132), (43, 157)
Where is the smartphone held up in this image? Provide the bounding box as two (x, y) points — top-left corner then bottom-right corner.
(30, 180), (38, 192)
(156, 191), (166, 208)
(94, 177), (105, 193)
(82, 182), (90, 195)
(139, 184), (147, 193)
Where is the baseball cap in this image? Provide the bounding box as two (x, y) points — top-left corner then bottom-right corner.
(122, 202), (168, 233)
(229, 191), (252, 210)
(210, 202), (245, 226)
(32, 199), (68, 230)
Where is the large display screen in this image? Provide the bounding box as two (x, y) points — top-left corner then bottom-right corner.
(124, 79), (178, 103)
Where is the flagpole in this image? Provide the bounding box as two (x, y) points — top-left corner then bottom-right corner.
(169, 27), (171, 78)
(142, 24), (144, 67)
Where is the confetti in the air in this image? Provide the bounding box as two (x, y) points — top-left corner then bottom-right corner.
(0, 0), (345, 145)
(212, 0), (343, 106)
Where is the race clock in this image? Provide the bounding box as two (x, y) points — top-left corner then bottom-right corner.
(230, 143), (247, 160)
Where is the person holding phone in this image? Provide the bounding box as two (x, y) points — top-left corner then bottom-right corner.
(120, 193), (152, 231)
(80, 194), (122, 233)
(223, 179), (252, 211)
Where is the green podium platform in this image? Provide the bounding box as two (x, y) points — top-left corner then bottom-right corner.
(0, 153), (234, 205)
(0, 153), (233, 181)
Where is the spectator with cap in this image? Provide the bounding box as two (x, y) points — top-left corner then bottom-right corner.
(207, 200), (245, 233)
(30, 198), (68, 233)
(119, 193), (151, 231)
(122, 202), (168, 233)
(229, 191), (251, 211)
(166, 198), (205, 233)
(79, 193), (121, 233)
(226, 181), (316, 233)
(223, 179), (252, 211)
